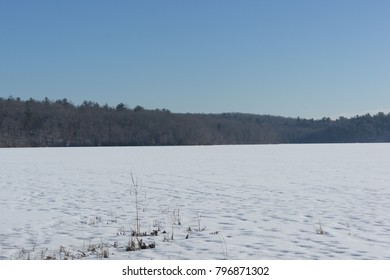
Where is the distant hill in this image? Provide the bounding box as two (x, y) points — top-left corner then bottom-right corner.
(1, 97), (390, 147)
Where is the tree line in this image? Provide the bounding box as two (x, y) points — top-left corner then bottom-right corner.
(1, 96), (390, 147)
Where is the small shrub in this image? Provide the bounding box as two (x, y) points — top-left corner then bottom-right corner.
(315, 220), (325, 235)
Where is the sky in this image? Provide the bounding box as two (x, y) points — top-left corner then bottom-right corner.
(0, 0), (389, 119)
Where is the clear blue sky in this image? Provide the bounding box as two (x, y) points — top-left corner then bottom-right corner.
(1, 0), (389, 119)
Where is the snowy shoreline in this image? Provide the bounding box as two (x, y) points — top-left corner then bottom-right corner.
(1, 144), (389, 259)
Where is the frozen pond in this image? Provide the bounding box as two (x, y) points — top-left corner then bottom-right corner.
(1, 144), (389, 259)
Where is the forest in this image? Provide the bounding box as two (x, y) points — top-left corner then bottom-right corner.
(1, 96), (390, 147)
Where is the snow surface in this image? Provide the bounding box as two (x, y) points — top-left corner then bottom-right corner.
(1, 144), (389, 260)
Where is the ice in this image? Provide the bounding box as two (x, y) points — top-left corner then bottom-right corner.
(0, 144), (389, 259)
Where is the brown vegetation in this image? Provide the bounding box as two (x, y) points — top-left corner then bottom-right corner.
(1, 96), (390, 147)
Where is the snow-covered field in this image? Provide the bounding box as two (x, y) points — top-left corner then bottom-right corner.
(1, 144), (389, 260)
